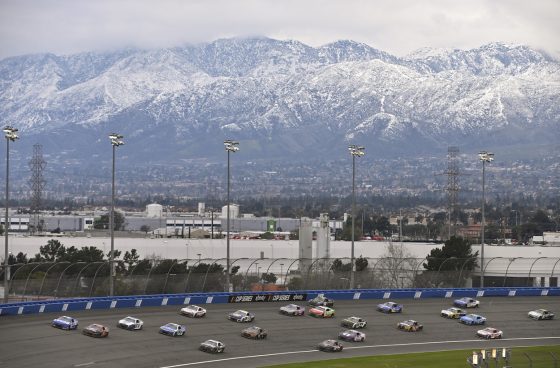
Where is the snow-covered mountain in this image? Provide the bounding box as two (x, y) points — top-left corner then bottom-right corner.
(1, 37), (558, 163)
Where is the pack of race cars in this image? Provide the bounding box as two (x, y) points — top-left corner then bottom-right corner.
(49, 295), (554, 353)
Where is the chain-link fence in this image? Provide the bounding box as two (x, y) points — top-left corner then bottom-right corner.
(1, 256), (559, 301)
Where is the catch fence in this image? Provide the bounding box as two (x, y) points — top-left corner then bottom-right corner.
(1, 256), (558, 301)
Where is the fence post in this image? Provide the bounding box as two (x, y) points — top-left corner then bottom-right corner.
(143, 260), (158, 295)
(183, 258), (202, 293)
(502, 258), (517, 287)
(38, 262), (69, 299)
(73, 262), (100, 297)
(527, 257), (547, 287)
(201, 258), (223, 292)
(54, 262), (84, 299)
(243, 259), (261, 290)
(6, 262), (29, 299)
(161, 259), (181, 294)
(89, 262), (108, 297)
(21, 262), (49, 301)
(282, 258), (300, 288)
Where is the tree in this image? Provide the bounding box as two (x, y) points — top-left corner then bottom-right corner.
(36, 239), (66, 261)
(287, 276), (303, 290)
(260, 231), (274, 240)
(341, 216), (363, 241)
(94, 212), (125, 230)
(140, 225), (151, 234)
(123, 249), (140, 271)
(376, 242), (417, 288)
(355, 256), (368, 272)
(261, 272), (277, 284)
(421, 236), (478, 287)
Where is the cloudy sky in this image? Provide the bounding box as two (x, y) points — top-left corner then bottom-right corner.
(1, 0), (559, 59)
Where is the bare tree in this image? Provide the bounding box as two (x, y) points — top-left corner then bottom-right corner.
(376, 241), (419, 288)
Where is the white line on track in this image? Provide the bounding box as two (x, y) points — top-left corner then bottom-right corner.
(74, 362), (96, 367)
(159, 336), (560, 368)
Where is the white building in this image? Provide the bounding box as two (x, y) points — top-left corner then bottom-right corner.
(221, 204), (239, 219)
(146, 203), (163, 218)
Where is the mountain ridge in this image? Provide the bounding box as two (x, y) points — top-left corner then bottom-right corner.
(1, 37), (558, 164)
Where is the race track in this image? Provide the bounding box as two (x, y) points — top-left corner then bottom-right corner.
(0, 297), (558, 368)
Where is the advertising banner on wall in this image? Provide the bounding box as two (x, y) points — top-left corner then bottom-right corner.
(228, 293), (307, 303)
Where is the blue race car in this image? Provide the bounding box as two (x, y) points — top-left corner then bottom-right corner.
(377, 301), (403, 313)
(460, 314), (486, 325)
(159, 323), (186, 336)
(51, 316), (79, 330)
(454, 297), (480, 308)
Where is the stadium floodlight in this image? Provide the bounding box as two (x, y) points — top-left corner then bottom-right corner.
(224, 139), (239, 292)
(478, 151), (493, 288)
(3, 126), (19, 303)
(109, 133), (124, 147)
(348, 145), (365, 290)
(109, 133), (124, 296)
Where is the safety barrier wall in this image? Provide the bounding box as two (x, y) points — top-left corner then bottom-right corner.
(1, 287), (558, 316)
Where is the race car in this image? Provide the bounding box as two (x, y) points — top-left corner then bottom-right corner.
(199, 339), (225, 353)
(397, 320), (423, 332)
(528, 309), (555, 320)
(279, 304), (305, 316)
(317, 339), (343, 352)
(180, 305), (207, 318)
(441, 307), (467, 319)
(117, 316), (143, 330)
(340, 316), (367, 329)
(309, 306), (335, 318)
(241, 326), (268, 339)
(309, 294), (334, 307)
(227, 309), (255, 322)
(82, 324), (109, 338)
(51, 316), (78, 330)
(159, 323), (186, 336)
(338, 329), (366, 342)
(454, 297), (480, 308)
(377, 301), (403, 313)
(460, 314), (486, 325)
(476, 327), (503, 339)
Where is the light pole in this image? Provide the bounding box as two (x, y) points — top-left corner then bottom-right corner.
(279, 263), (284, 284)
(479, 151), (494, 288)
(109, 133), (124, 297)
(224, 140), (239, 292)
(3, 126), (18, 304)
(348, 144), (364, 290)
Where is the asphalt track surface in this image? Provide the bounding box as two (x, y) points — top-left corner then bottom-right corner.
(0, 297), (558, 368)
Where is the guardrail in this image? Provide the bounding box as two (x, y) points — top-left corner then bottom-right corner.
(1, 287), (558, 316)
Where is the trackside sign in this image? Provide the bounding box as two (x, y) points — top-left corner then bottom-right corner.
(228, 293), (307, 303)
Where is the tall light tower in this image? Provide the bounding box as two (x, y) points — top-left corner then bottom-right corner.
(479, 151), (493, 288)
(109, 133), (124, 296)
(3, 126), (18, 304)
(348, 144), (364, 290)
(224, 140), (239, 292)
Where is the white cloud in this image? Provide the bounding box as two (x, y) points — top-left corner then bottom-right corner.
(0, 0), (558, 58)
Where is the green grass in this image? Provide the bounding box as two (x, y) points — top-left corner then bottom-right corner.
(264, 345), (560, 368)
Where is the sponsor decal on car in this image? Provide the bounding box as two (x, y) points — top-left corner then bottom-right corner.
(228, 293), (307, 303)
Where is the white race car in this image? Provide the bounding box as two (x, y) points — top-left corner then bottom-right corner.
(117, 316), (144, 330)
(528, 309), (554, 320)
(476, 327), (503, 339)
(180, 305), (207, 318)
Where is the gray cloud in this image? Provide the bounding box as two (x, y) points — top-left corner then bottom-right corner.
(1, 0), (559, 59)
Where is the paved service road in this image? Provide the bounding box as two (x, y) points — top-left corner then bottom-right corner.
(0, 297), (558, 368)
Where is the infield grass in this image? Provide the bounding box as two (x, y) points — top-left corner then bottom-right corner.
(264, 345), (560, 368)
